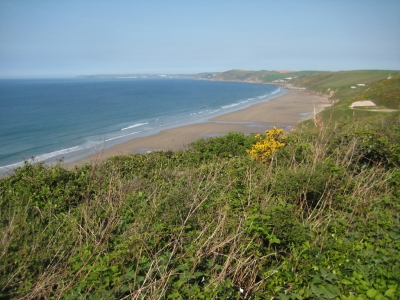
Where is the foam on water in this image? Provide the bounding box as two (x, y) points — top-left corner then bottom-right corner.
(221, 103), (241, 109)
(0, 145), (86, 172)
(121, 122), (149, 130)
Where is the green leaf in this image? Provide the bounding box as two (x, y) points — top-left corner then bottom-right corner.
(120, 285), (131, 293)
(359, 284), (370, 292)
(384, 288), (396, 299)
(353, 272), (364, 280)
(176, 280), (185, 289)
(193, 271), (204, 278)
(320, 268), (329, 277)
(324, 284), (340, 299)
(176, 264), (189, 271)
(342, 279), (354, 285)
(312, 284), (338, 298)
(325, 273), (338, 283)
(269, 235), (281, 244)
(168, 291), (182, 299)
(277, 293), (291, 300)
(388, 231), (400, 240)
(312, 275), (322, 284)
(366, 289), (379, 298)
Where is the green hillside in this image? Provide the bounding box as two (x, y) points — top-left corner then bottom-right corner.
(349, 76), (400, 109)
(291, 70), (395, 89)
(286, 71), (400, 126)
(210, 69), (326, 83)
(1, 71), (400, 299)
(290, 70), (400, 104)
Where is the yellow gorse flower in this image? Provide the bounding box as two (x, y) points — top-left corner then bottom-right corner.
(246, 127), (286, 161)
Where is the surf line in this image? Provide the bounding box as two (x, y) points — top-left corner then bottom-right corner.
(121, 122), (149, 131)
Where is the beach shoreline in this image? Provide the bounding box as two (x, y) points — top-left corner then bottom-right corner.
(64, 88), (330, 169)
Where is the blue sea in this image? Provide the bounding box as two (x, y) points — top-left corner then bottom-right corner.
(0, 78), (284, 174)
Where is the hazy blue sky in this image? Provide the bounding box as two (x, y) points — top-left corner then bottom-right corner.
(1, 0), (399, 78)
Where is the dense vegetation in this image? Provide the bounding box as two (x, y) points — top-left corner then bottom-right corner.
(1, 71), (400, 299)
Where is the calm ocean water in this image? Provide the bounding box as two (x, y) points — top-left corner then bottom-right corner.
(0, 78), (284, 173)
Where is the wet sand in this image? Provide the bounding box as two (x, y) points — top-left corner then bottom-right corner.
(65, 88), (329, 168)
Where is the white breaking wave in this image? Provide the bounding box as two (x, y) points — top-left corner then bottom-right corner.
(271, 88), (281, 94)
(0, 145), (88, 172)
(221, 103), (241, 109)
(190, 109), (211, 116)
(105, 131), (141, 142)
(121, 122), (148, 131)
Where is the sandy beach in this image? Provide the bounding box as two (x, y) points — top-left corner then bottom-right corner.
(65, 88), (329, 168)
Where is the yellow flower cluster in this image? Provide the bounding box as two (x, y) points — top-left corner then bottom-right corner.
(246, 127), (286, 161)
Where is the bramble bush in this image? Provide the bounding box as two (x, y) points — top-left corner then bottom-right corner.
(189, 132), (257, 160)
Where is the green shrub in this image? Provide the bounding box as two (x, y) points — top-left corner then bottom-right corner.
(188, 132), (257, 160)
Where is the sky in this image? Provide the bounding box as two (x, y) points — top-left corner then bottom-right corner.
(0, 0), (399, 78)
